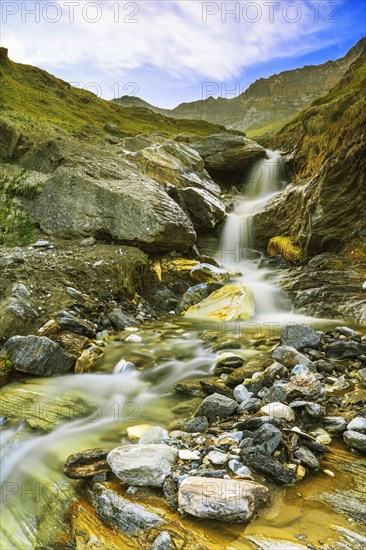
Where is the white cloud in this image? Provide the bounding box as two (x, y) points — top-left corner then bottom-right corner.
(2, 0), (345, 82)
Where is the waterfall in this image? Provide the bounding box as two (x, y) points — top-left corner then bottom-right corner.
(218, 150), (294, 320)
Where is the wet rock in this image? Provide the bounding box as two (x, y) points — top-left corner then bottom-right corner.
(302, 438), (328, 455)
(225, 362), (266, 388)
(94, 485), (164, 536)
(215, 352), (245, 373)
(184, 283), (255, 322)
(107, 444), (178, 487)
(335, 326), (357, 338)
(347, 417), (366, 434)
(63, 448), (110, 479)
(241, 448), (296, 485)
(246, 362), (289, 395)
(252, 424), (282, 455)
(138, 426), (169, 445)
(179, 283), (219, 312)
(260, 402), (295, 422)
(151, 531), (173, 550)
(194, 393), (238, 424)
(108, 308), (135, 330)
(75, 346), (103, 373)
(281, 323), (321, 350)
(193, 469), (227, 478)
(343, 430), (366, 453)
(182, 416), (209, 433)
(173, 378), (205, 397)
(323, 416), (347, 434)
(294, 446), (320, 470)
(327, 339), (365, 359)
(190, 263), (229, 284)
(178, 476), (269, 521)
(4, 335), (75, 376)
(55, 310), (96, 338)
(272, 346), (315, 370)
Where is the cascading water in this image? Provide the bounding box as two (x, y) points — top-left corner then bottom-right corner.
(218, 149), (296, 321)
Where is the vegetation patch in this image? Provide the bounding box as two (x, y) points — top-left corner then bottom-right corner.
(268, 236), (302, 264)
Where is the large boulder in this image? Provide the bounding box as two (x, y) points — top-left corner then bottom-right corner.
(107, 444), (178, 487)
(178, 477), (269, 521)
(184, 283), (255, 321)
(21, 164), (196, 253)
(3, 335), (75, 376)
(0, 284), (37, 341)
(190, 134), (265, 174)
(125, 139), (226, 230)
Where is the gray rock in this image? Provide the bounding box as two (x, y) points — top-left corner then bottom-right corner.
(190, 263), (229, 284)
(138, 426), (169, 445)
(0, 252), (25, 269)
(233, 384), (253, 404)
(179, 283), (216, 313)
(108, 308), (134, 330)
(80, 236), (96, 246)
(178, 476), (269, 521)
(180, 186), (226, 229)
(241, 448), (296, 485)
(252, 424), (282, 455)
(246, 362), (289, 395)
(4, 335), (74, 376)
(194, 393), (238, 424)
(343, 430), (366, 453)
(151, 531), (173, 550)
(294, 446), (320, 470)
(347, 417), (366, 434)
(55, 310), (95, 338)
(0, 283), (37, 341)
(228, 460), (252, 478)
(183, 416), (209, 433)
(190, 134), (265, 173)
(327, 339), (365, 359)
(107, 444), (178, 487)
(323, 416), (347, 434)
(281, 323), (321, 350)
(104, 123), (121, 135)
(272, 346), (315, 370)
(238, 397), (260, 413)
(335, 326), (357, 338)
(358, 367), (366, 385)
(95, 486), (164, 535)
(22, 164), (196, 253)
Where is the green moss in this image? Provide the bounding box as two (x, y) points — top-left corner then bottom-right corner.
(0, 168), (36, 245)
(0, 354), (14, 388)
(268, 236), (302, 264)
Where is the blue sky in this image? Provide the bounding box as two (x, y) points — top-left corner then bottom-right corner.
(1, 0), (365, 107)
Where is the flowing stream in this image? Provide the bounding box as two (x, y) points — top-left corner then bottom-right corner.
(0, 151), (364, 549)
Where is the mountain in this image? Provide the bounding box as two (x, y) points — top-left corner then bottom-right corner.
(114, 38), (366, 139)
(253, 44), (366, 255)
(0, 47), (225, 141)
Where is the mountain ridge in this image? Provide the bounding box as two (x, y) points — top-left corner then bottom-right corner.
(114, 37), (366, 139)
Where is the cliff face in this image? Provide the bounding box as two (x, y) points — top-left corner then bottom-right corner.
(253, 47), (366, 255)
(114, 38), (366, 139)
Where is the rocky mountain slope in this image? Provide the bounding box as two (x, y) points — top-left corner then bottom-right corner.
(254, 45), (366, 256)
(114, 38), (365, 139)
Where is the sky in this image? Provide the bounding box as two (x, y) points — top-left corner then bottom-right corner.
(1, 0), (365, 107)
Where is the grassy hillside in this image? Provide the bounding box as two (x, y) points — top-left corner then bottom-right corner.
(0, 51), (225, 139)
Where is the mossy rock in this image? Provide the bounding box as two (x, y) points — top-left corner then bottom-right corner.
(268, 236), (302, 264)
(0, 353), (14, 387)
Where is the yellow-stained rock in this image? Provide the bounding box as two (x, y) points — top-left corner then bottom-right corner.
(75, 346), (104, 373)
(127, 424), (153, 442)
(184, 283), (255, 321)
(161, 258), (199, 274)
